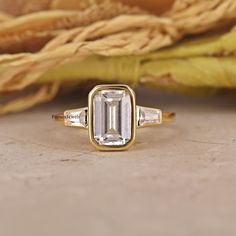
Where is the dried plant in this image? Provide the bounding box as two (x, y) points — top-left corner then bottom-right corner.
(0, 0), (236, 114)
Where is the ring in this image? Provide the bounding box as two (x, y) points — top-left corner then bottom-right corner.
(52, 84), (175, 151)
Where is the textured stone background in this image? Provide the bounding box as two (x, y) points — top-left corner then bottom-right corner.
(0, 88), (236, 236)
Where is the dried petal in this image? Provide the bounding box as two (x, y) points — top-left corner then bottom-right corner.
(1, 0), (236, 114)
(0, 82), (59, 114)
(0, 0), (51, 16)
(0, 11), (12, 22)
(0, 2), (143, 53)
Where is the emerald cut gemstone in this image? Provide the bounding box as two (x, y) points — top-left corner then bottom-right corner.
(92, 88), (133, 146)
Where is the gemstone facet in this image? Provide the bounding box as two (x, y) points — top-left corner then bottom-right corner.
(64, 109), (88, 128)
(137, 106), (162, 127)
(89, 85), (135, 149)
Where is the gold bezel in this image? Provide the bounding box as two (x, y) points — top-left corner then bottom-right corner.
(88, 84), (136, 151)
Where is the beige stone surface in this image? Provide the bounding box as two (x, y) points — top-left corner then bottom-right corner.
(0, 88), (236, 236)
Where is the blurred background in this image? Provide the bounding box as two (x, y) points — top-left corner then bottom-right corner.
(0, 1), (236, 236)
(0, 0), (236, 114)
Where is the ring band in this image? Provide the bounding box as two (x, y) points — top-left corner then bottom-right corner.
(52, 109), (175, 127)
(52, 84), (175, 151)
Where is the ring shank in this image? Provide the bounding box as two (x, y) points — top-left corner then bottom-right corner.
(162, 112), (176, 123)
(52, 113), (65, 122)
(52, 114), (64, 122)
(52, 110), (175, 126)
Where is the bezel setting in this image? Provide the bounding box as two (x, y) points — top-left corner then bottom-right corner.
(88, 84), (136, 151)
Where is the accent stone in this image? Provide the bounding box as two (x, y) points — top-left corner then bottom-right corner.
(137, 106), (162, 127)
(64, 109), (88, 128)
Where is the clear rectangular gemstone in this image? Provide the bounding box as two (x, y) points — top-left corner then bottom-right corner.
(93, 89), (132, 146)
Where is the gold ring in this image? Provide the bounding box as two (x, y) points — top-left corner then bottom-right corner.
(52, 84), (175, 151)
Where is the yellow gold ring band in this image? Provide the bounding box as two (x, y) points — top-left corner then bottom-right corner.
(52, 111), (175, 127)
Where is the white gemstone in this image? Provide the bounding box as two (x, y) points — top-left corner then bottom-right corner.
(93, 89), (132, 146)
(137, 106), (162, 127)
(64, 109), (87, 128)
